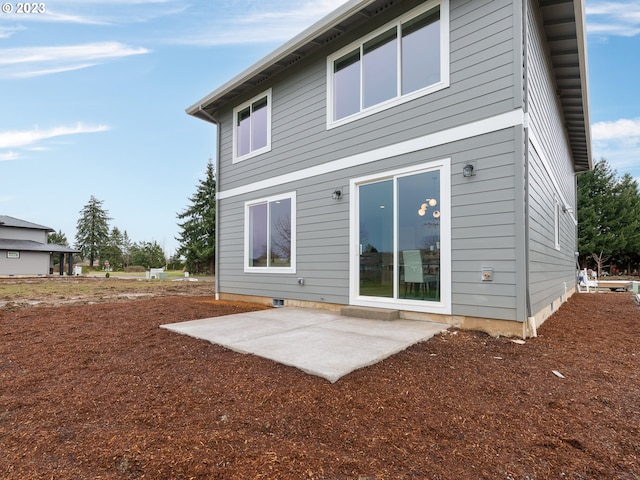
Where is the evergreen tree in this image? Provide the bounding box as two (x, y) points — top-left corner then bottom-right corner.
(122, 231), (132, 268)
(578, 158), (617, 268)
(612, 173), (640, 272)
(578, 158), (640, 274)
(75, 196), (111, 268)
(130, 241), (166, 268)
(102, 227), (124, 270)
(48, 230), (68, 246)
(176, 159), (216, 274)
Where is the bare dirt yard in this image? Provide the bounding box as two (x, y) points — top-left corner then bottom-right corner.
(1, 277), (639, 479)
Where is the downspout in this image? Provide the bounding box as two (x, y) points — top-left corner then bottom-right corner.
(522, 0), (537, 337)
(198, 106), (221, 301)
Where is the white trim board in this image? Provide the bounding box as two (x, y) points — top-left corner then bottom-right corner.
(218, 109), (526, 200)
(528, 130), (578, 226)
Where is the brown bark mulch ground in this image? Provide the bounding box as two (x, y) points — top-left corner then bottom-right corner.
(1, 283), (639, 479)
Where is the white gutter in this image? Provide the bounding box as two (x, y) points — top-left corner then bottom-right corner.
(185, 0), (377, 116)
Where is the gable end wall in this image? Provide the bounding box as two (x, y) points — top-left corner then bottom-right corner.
(526, 0), (578, 319)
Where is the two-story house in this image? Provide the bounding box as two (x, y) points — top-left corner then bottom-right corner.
(0, 215), (77, 276)
(187, 0), (591, 337)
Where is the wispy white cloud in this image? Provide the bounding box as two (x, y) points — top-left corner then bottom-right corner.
(0, 151), (20, 162)
(176, 0), (349, 46)
(586, 1), (640, 37)
(0, 42), (149, 78)
(0, 25), (26, 39)
(0, 123), (110, 151)
(592, 117), (640, 182)
(592, 117), (640, 140)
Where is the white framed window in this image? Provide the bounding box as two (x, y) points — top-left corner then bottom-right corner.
(244, 191), (296, 273)
(233, 89), (272, 163)
(327, 0), (449, 128)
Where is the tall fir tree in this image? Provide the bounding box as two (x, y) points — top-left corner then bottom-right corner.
(75, 196), (111, 268)
(122, 231), (132, 268)
(176, 159), (216, 274)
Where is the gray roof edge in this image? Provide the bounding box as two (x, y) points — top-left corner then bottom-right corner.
(0, 215), (54, 232)
(0, 239), (78, 253)
(185, 0), (375, 117)
(574, 0), (592, 170)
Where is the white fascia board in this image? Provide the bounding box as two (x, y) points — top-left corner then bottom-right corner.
(186, 0), (376, 116)
(573, 0), (592, 169)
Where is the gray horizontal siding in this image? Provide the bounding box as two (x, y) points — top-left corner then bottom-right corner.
(526, 0), (578, 315)
(0, 227), (46, 243)
(218, 128), (521, 321)
(0, 251), (49, 276)
(217, 0), (518, 194)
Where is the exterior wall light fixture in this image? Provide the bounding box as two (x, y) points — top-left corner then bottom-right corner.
(463, 163), (475, 177)
(332, 188), (342, 200)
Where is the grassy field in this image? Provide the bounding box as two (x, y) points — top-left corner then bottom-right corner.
(0, 276), (214, 307)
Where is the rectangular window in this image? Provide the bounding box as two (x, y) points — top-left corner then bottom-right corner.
(233, 89), (272, 162)
(328, 1), (448, 127)
(245, 192), (296, 273)
(554, 197), (561, 250)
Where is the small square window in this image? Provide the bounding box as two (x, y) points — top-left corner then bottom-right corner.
(233, 89), (272, 162)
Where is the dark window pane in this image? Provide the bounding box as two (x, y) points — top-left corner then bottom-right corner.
(363, 28), (398, 108)
(402, 9), (440, 94)
(269, 199), (291, 267)
(237, 106), (251, 157)
(334, 50), (361, 120)
(249, 203), (268, 267)
(359, 180), (394, 298)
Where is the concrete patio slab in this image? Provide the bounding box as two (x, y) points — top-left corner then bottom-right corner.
(161, 307), (449, 383)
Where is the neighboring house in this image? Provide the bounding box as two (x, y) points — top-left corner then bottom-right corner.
(187, 0), (591, 337)
(0, 216), (78, 276)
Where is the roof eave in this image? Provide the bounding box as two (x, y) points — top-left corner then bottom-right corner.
(185, 0), (376, 122)
(574, 0), (592, 171)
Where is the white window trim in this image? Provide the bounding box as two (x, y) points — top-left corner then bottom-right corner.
(554, 196), (561, 250)
(232, 88), (272, 163)
(327, 0), (449, 130)
(349, 159), (451, 314)
(244, 191), (296, 274)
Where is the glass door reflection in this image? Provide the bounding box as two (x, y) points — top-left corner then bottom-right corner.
(359, 180), (394, 298)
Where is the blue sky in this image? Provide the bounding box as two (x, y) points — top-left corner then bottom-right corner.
(0, 0), (638, 257)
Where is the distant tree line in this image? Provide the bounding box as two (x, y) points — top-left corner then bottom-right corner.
(48, 157), (216, 274)
(49, 195), (171, 270)
(578, 157), (640, 276)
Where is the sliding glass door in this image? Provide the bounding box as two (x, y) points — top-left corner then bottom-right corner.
(357, 168), (442, 303)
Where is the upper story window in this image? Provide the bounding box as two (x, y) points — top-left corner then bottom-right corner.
(233, 89), (272, 162)
(327, 0), (449, 128)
